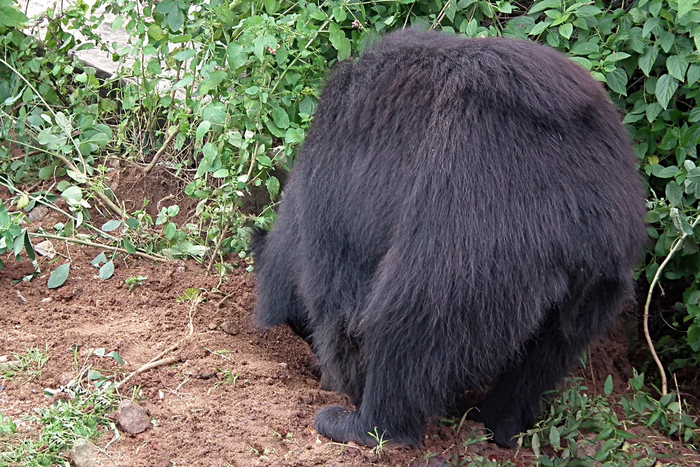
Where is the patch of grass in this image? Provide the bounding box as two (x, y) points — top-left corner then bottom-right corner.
(0, 350), (123, 466)
(0, 347), (49, 381)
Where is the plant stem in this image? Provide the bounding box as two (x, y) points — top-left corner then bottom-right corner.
(643, 213), (700, 396)
(28, 232), (168, 263)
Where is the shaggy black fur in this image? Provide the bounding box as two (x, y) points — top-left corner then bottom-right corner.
(250, 29), (647, 449)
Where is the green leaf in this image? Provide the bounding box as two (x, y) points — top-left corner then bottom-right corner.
(646, 103), (663, 122)
(164, 222), (177, 240)
(125, 218), (139, 230)
(689, 107), (700, 123)
(197, 71), (227, 96)
(604, 375), (614, 396)
(48, 263), (70, 289)
(271, 106), (290, 129)
(329, 23), (351, 61)
(299, 96), (317, 116)
(529, 0), (559, 14)
(202, 102), (227, 126)
(658, 31), (675, 53)
(604, 52), (631, 63)
(172, 49), (196, 61)
(570, 40), (599, 55)
(687, 64), (700, 86)
(666, 181), (683, 207)
(528, 20), (551, 36)
(605, 68), (628, 96)
(106, 351), (124, 365)
(667, 55), (689, 81)
(639, 46), (659, 77)
(549, 426), (561, 449)
(122, 238), (136, 254)
(651, 164), (680, 178)
(102, 220), (121, 232)
(677, 0), (694, 18)
(655, 74), (678, 110)
(266, 176), (280, 198)
(642, 17), (660, 37)
(167, 6), (185, 32)
(559, 23), (573, 39)
(99, 260), (115, 280)
(196, 121), (211, 144)
(91, 252), (108, 267)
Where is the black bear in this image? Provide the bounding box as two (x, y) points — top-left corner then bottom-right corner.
(251, 29), (647, 448)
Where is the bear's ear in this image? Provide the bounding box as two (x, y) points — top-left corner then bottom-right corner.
(249, 226), (268, 258)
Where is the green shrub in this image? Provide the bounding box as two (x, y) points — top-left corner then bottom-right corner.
(2, 0), (699, 367)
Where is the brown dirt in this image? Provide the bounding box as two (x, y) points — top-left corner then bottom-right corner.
(1, 171), (699, 466)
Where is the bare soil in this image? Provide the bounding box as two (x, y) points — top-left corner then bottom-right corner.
(1, 170), (699, 466)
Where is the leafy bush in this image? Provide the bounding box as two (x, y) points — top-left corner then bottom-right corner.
(1, 0), (700, 368)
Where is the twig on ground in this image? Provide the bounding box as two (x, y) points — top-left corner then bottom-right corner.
(28, 232), (168, 263)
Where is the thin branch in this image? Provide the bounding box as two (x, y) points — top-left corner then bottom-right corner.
(143, 126), (179, 174)
(28, 232), (168, 262)
(644, 213), (700, 396)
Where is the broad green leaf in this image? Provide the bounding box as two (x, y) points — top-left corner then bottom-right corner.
(164, 222), (177, 240)
(559, 23), (573, 39)
(329, 23), (351, 61)
(197, 71), (227, 96)
(266, 176), (280, 198)
(202, 102), (227, 126)
(528, 20), (551, 36)
(666, 181), (684, 207)
(172, 49), (196, 61)
(677, 0), (695, 18)
(655, 74), (678, 110)
(646, 103), (663, 122)
(687, 65), (700, 85)
(196, 121), (211, 144)
(689, 107), (700, 123)
(605, 68), (628, 95)
(667, 55), (689, 81)
(48, 263), (70, 289)
(102, 220), (121, 232)
(91, 252), (107, 267)
(570, 40), (599, 55)
(639, 46), (659, 77)
(271, 106), (290, 129)
(99, 260), (115, 280)
(604, 375), (614, 395)
(642, 17), (660, 38)
(529, 0), (559, 14)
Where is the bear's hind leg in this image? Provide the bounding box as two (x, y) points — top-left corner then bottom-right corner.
(468, 277), (630, 448)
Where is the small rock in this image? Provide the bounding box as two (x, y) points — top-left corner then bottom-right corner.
(34, 240), (56, 258)
(58, 372), (74, 386)
(220, 320), (240, 336)
(207, 321), (218, 330)
(115, 400), (151, 434)
(279, 362), (288, 370)
(41, 297), (53, 304)
(70, 439), (99, 467)
(28, 206), (49, 222)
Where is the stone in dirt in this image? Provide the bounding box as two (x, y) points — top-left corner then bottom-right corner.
(115, 400), (151, 434)
(70, 439), (99, 467)
(220, 320), (240, 335)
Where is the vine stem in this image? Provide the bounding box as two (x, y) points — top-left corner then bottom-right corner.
(643, 213), (700, 396)
(28, 232), (168, 263)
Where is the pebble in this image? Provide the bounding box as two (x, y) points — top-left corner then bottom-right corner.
(115, 400), (151, 434)
(220, 320), (240, 335)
